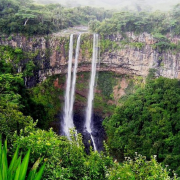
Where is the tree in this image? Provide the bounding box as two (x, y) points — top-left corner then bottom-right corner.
(15, 8), (37, 26)
(0, 73), (33, 138)
(103, 77), (180, 175)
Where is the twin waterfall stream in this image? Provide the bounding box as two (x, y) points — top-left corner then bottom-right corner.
(62, 34), (99, 151)
(85, 34), (99, 151)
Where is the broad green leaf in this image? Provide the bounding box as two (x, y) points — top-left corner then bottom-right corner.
(26, 170), (35, 180)
(27, 158), (41, 180)
(8, 147), (19, 175)
(2, 145), (8, 180)
(0, 135), (2, 180)
(0, 135), (2, 167)
(34, 163), (46, 180)
(19, 149), (30, 180)
(14, 162), (21, 180)
(9, 156), (22, 180)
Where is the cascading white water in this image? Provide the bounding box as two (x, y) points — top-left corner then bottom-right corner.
(85, 34), (99, 151)
(69, 34), (81, 124)
(63, 34), (74, 138)
(63, 34), (81, 138)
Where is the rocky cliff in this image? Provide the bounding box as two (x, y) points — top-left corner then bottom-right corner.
(1, 32), (180, 87)
(104, 32), (180, 79)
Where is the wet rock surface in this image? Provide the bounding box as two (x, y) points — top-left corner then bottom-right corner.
(73, 113), (105, 152)
(56, 112), (106, 152)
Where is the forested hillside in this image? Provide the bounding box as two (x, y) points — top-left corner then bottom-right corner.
(89, 4), (180, 36)
(0, 0), (111, 35)
(104, 75), (180, 175)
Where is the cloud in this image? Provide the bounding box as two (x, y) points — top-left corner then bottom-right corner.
(34, 0), (180, 11)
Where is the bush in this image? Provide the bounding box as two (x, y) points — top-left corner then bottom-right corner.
(14, 48), (23, 54)
(12, 123), (178, 179)
(107, 154), (178, 180)
(0, 136), (45, 180)
(12, 127), (113, 180)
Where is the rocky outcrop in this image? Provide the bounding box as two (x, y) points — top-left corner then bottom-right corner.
(103, 32), (180, 79)
(101, 46), (180, 79)
(1, 32), (180, 87)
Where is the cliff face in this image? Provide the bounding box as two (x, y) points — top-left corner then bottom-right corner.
(1, 32), (180, 86)
(102, 32), (180, 79)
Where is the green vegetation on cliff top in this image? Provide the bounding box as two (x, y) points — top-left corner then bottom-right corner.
(89, 4), (180, 36)
(0, 0), (111, 35)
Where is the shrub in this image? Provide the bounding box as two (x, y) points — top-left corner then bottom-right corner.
(14, 48), (23, 54)
(12, 126), (113, 180)
(0, 136), (45, 180)
(107, 154), (178, 180)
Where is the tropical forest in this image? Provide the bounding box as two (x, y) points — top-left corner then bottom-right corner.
(1, 0), (180, 179)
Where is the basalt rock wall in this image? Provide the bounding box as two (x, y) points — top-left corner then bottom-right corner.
(104, 32), (180, 79)
(1, 32), (180, 87)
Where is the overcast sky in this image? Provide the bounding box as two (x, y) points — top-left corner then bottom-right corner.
(34, 0), (180, 11)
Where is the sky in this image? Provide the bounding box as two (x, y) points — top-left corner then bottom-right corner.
(34, 0), (180, 11)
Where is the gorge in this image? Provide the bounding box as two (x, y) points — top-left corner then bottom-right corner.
(1, 32), (180, 88)
(1, 31), (180, 151)
(1, 0), (180, 178)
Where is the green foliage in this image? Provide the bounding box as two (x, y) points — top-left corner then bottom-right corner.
(90, 13), (180, 53)
(7, 36), (13, 41)
(29, 76), (62, 129)
(0, 45), (40, 76)
(124, 80), (135, 95)
(0, 0), (112, 35)
(0, 45), (51, 132)
(100, 38), (119, 54)
(89, 8), (180, 37)
(153, 33), (167, 41)
(0, 73), (33, 138)
(129, 42), (145, 49)
(0, 67), (175, 180)
(0, 73), (23, 94)
(11, 123), (177, 179)
(14, 48), (23, 54)
(23, 60), (36, 77)
(151, 41), (176, 52)
(81, 34), (93, 59)
(146, 68), (156, 82)
(103, 77), (180, 175)
(97, 72), (116, 98)
(107, 154), (178, 180)
(0, 136), (45, 180)
(12, 127), (113, 180)
(0, 46), (23, 74)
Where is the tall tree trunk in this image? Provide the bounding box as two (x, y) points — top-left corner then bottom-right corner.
(24, 18), (29, 26)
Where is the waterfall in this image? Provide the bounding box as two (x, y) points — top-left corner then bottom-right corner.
(69, 34), (81, 124)
(63, 34), (74, 138)
(62, 34), (81, 138)
(85, 34), (99, 151)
